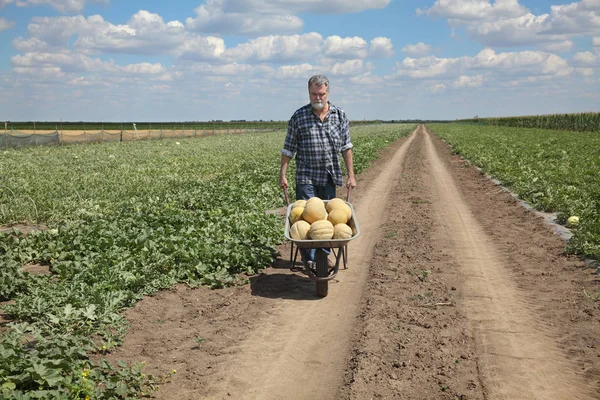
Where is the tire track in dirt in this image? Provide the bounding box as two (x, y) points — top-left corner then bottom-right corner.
(201, 128), (419, 399)
(422, 126), (596, 400)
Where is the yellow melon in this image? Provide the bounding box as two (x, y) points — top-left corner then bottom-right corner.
(333, 223), (353, 239)
(327, 208), (348, 226)
(292, 199), (307, 209)
(326, 198), (346, 213)
(309, 220), (334, 240)
(289, 207), (304, 225)
(334, 203), (352, 221)
(306, 196), (325, 207)
(290, 220), (310, 240)
(302, 201), (327, 224)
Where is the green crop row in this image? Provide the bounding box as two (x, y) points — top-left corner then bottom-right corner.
(457, 112), (600, 132)
(3, 120), (387, 132)
(0, 124), (416, 399)
(428, 123), (600, 260)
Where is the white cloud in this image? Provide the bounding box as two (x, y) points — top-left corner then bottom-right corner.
(73, 11), (187, 55)
(13, 37), (48, 52)
(13, 66), (66, 81)
(331, 59), (364, 75)
(322, 36), (368, 59)
(541, 40), (574, 53)
(418, 0), (600, 49)
(394, 55), (467, 78)
(593, 36), (600, 46)
(19, 10), (394, 68)
(27, 15), (109, 47)
(274, 63), (315, 79)
(0, 16), (15, 31)
(186, 0), (390, 35)
(369, 37), (394, 58)
(392, 48), (572, 80)
(0, 0), (14, 6)
(234, 0), (392, 14)
(185, 2), (303, 36)
(11, 50), (166, 75)
(541, 0), (600, 35)
(576, 67), (595, 76)
(223, 33), (322, 63)
(176, 36), (227, 61)
(472, 49), (571, 76)
(417, 0), (528, 21)
(349, 72), (384, 85)
(402, 42), (434, 57)
(16, 0), (109, 13)
(573, 51), (599, 65)
(430, 83), (446, 92)
(453, 74), (483, 88)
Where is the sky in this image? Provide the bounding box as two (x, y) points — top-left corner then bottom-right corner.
(0, 0), (599, 122)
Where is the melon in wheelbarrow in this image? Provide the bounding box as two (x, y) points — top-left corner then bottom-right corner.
(333, 223), (353, 239)
(303, 200), (327, 224)
(290, 220), (311, 240)
(309, 220), (334, 240)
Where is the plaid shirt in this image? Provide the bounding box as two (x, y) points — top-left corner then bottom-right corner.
(282, 102), (353, 187)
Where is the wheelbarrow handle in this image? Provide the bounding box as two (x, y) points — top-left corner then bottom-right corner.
(346, 186), (352, 203)
(283, 188), (290, 206)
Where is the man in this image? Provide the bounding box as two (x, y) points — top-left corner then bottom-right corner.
(279, 74), (356, 267)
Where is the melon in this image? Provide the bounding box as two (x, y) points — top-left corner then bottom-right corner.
(567, 216), (580, 228)
(289, 207), (304, 225)
(333, 223), (353, 239)
(292, 199), (307, 209)
(290, 220), (310, 240)
(306, 196), (325, 206)
(309, 220), (334, 240)
(336, 203), (352, 221)
(327, 208), (348, 226)
(302, 201), (327, 224)
(326, 198), (346, 213)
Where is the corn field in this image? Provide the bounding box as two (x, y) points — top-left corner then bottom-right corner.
(458, 112), (600, 132)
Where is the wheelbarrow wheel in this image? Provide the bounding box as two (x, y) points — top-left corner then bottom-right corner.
(316, 250), (329, 297)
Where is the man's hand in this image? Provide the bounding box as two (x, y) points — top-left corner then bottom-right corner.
(279, 176), (288, 190)
(280, 154), (291, 191)
(346, 176), (356, 189)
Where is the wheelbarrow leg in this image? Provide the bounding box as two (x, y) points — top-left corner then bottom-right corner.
(290, 242), (301, 270)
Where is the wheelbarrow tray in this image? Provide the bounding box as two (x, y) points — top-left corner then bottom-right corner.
(284, 200), (361, 248)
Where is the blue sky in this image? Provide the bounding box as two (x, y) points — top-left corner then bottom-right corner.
(0, 0), (598, 122)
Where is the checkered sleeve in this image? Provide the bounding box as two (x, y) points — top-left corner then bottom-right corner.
(339, 110), (353, 152)
(282, 117), (298, 158)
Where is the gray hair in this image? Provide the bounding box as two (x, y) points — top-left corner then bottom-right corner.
(308, 75), (329, 92)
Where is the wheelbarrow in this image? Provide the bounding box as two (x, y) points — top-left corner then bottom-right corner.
(283, 189), (361, 297)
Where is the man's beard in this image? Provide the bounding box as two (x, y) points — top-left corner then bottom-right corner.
(312, 100), (326, 111)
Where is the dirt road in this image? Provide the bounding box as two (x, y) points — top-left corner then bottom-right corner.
(112, 125), (600, 399)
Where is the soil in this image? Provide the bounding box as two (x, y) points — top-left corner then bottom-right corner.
(103, 124), (600, 399)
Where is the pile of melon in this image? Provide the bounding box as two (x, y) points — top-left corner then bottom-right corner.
(288, 197), (354, 241)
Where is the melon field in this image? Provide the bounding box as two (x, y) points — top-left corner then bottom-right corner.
(0, 124), (415, 398)
(1, 123), (599, 399)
